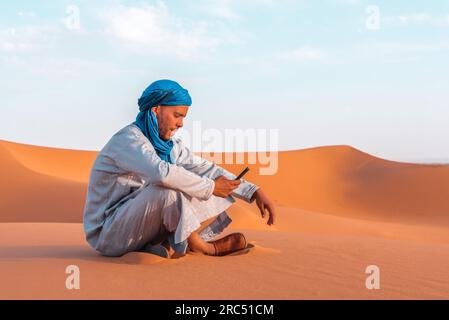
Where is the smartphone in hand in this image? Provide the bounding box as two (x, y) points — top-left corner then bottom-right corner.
(235, 167), (250, 180)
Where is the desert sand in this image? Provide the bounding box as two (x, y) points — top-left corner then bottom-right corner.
(1, 139), (449, 299)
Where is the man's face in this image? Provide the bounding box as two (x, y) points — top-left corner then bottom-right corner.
(152, 105), (189, 141)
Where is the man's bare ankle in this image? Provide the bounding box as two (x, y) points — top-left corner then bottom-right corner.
(170, 251), (185, 259)
(203, 243), (216, 255)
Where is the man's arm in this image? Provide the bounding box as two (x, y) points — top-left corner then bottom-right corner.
(106, 130), (215, 201)
(174, 138), (259, 203)
(173, 138), (276, 225)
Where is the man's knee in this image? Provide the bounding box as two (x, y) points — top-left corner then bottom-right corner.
(142, 184), (180, 202)
(137, 184), (183, 232)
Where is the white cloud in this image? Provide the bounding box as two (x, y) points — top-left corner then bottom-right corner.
(398, 13), (431, 24)
(201, 0), (241, 21)
(332, 0), (361, 5)
(383, 13), (449, 27)
(372, 41), (449, 54)
(278, 46), (328, 63)
(101, 2), (222, 60)
(0, 25), (54, 53)
(346, 40), (449, 65)
(199, 0), (282, 20)
(0, 21), (128, 78)
(274, 40), (449, 67)
(17, 11), (37, 19)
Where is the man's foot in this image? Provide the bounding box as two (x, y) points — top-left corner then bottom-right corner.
(141, 243), (170, 258)
(187, 231), (216, 255)
(160, 239), (186, 259)
(207, 232), (247, 256)
(187, 245), (214, 256)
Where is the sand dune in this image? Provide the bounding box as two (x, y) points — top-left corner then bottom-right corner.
(1, 139), (449, 299)
(216, 147), (449, 226)
(0, 140), (97, 183)
(2, 140), (449, 225)
(0, 142), (87, 222)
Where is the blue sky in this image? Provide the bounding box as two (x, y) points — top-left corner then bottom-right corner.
(1, 0), (449, 162)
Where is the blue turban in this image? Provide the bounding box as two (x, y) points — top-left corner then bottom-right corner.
(133, 79), (192, 163)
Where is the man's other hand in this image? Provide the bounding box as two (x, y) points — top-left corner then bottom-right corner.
(251, 189), (276, 226)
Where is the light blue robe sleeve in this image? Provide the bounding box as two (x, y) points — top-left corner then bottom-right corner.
(105, 129), (215, 201)
(173, 138), (260, 203)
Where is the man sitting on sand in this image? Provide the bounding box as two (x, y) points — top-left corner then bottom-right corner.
(83, 79), (276, 258)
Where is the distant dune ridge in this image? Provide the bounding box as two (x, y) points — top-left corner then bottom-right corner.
(1, 139), (448, 226)
(1, 139), (449, 299)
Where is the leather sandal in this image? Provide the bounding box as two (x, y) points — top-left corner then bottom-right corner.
(208, 232), (247, 256)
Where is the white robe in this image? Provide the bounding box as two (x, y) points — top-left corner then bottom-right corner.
(83, 123), (259, 256)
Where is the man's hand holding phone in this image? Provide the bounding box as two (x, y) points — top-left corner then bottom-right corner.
(213, 176), (240, 198)
(212, 167), (249, 198)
